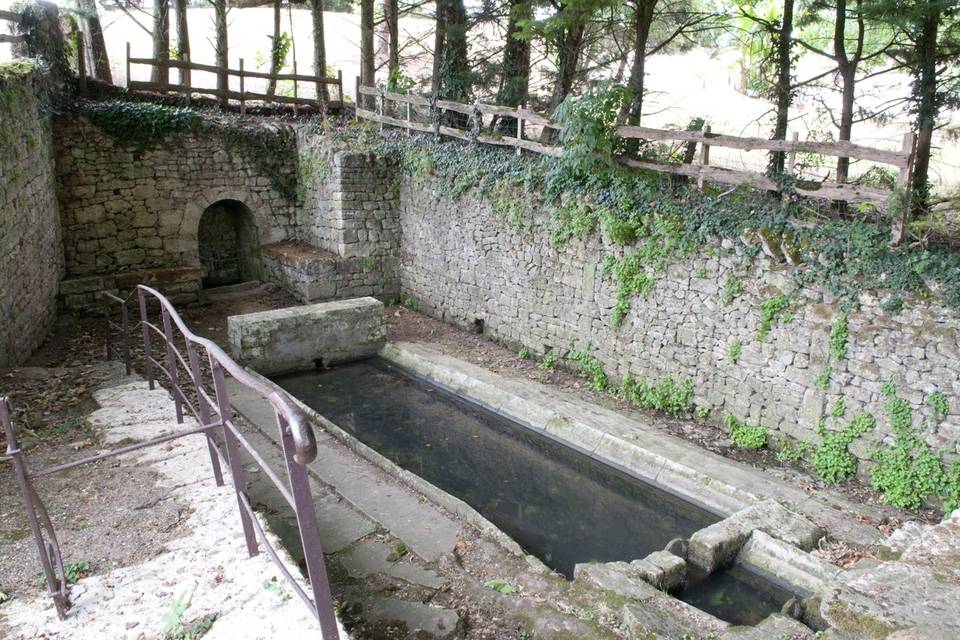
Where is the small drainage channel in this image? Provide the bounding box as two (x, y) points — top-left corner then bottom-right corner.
(273, 357), (799, 626)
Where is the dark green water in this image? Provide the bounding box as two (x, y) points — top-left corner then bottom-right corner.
(273, 358), (719, 578)
(272, 358), (797, 626)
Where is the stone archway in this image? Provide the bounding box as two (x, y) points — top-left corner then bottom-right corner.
(197, 199), (263, 288)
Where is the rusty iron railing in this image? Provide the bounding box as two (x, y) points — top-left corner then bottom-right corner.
(2, 285), (338, 637)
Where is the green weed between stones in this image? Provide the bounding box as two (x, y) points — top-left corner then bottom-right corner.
(811, 412), (876, 483)
(723, 412), (769, 449)
(727, 339), (742, 364)
(566, 346), (609, 391)
(620, 373), (694, 418)
(756, 295), (791, 341)
(870, 382), (960, 511)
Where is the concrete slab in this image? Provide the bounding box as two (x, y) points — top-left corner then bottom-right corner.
(736, 530), (840, 595)
(339, 540), (445, 589)
(227, 379), (464, 562)
(362, 597), (462, 639)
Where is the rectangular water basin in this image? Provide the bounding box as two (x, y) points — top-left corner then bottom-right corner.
(273, 358), (719, 578)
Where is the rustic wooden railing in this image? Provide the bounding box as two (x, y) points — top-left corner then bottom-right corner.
(0, 9), (24, 45)
(355, 82), (915, 211)
(126, 44), (344, 114)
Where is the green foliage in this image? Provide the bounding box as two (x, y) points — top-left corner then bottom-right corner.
(387, 541), (409, 561)
(829, 311), (849, 360)
(603, 254), (655, 326)
(723, 412), (769, 449)
(721, 274), (743, 305)
(566, 346), (609, 391)
(539, 349), (559, 370)
(694, 266), (708, 278)
(86, 101), (199, 150)
(831, 397), (846, 418)
(552, 84), (631, 175)
(776, 438), (814, 463)
(815, 364), (833, 389)
(387, 68), (415, 93)
(812, 412), (876, 483)
(620, 373), (694, 418)
(551, 199), (599, 245)
(929, 392), (949, 423)
(728, 339), (742, 364)
(756, 295), (790, 341)
(484, 578), (517, 595)
(870, 383), (952, 510)
(162, 591), (217, 640)
(64, 559), (91, 584)
(517, 346), (530, 359)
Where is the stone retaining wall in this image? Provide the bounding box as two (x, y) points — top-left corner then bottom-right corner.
(0, 64), (63, 367)
(53, 115), (298, 280)
(395, 170), (960, 460)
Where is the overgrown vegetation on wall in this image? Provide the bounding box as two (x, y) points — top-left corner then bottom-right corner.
(80, 101), (300, 201)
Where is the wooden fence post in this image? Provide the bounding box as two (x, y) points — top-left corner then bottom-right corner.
(292, 59), (299, 116)
(697, 124), (710, 191)
(377, 86), (385, 133)
(787, 131), (799, 174)
(405, 92), (411, 136)
(516, 104), (524, 156)
(238, 58), (245, 116)
(890, 131), (917, 245)
(76, 31), (87, 97)
(125, 41), (131, 89)
(355, 76), (361, 116)
(337, 69), (343, 107)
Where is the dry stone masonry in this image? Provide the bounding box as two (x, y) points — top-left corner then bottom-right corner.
(0, 64), (63, 368)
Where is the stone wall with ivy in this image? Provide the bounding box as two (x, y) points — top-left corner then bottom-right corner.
(395, 164), (960, 469)
(0, 61), (63, 367)
(53, 106), (300, 286)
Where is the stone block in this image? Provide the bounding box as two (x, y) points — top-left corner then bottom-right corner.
(228, 297), (385, 375)
(631, 550), (686, 591)
(688, 500), (825, 573)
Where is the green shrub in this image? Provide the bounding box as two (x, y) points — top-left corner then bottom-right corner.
(620, 373), (694, 418)
(757, 295), (790, 341)
(728, 339), (742, 364)
(812, 412), (875, 483)
(566, 346), (609, 391)
(723, 413), (769, 449)
(829, 311), (849, 360)
(539, 349), (559, 370)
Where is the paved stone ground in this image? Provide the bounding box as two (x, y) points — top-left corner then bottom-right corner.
(0, 379), (349, 640)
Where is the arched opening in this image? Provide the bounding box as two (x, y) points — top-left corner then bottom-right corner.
(198, 199), (262, 288)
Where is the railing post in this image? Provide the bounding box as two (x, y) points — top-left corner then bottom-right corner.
(405, 92), (411, 136)
(697, 124), (711, 191)
(137, 288), (154, 390)
(160, 306), (184, 424)
(277, 411), (339, 637)
(891, 131), (916, 245)
(125, 42), (131, 89)
(1, 398), (70, 620)
(239, 57), (246, 116)
(355, 75), (360, 117)
(337, 69), (343, 108)
(292, 59), (299, 117)
(211, 360), (259, 557)
(186, 341), (225, 487)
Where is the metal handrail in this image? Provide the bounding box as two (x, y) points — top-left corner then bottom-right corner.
(3, 285), (338, 636)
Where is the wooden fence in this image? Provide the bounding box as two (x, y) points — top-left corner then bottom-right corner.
(126, 44), (344, 114)
(356, 82), (915, 210)
(0, 9), (24, 46)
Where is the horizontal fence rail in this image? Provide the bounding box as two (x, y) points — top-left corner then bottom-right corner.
(126, 43), (344, 114)
(355, 81), (915, 209)
(0, 9), (24, 45)
(3, 286), (338, 637)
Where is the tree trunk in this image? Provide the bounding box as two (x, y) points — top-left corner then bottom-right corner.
(620, 0), (657, 126)
(540, 12), (585, 142)
(151, 0), (170, 84)
(437, 0), (469, 102)
(494, 0), (531, 133)
(309, 0), (329, 101)
(910, 6), (940, 216)
(361, 0), (375, 106)
(431, 0), (445, 93)
(213, 0), (228, 103)
(386, 0), (399, 81)
(267, 0), (281, 97)
(174, 0), (190, 86)
(769, 0), (794, 173)
(78, 0), (111, 82)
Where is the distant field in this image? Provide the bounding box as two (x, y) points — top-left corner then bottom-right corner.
(1, 3), (956, 189)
